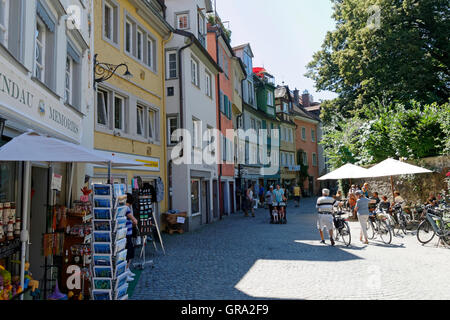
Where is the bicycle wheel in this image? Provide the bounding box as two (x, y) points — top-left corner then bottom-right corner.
(417, 220), (435, 244)
(379, 221), (392, 244)
(367, 219), (375, 239)
(334, 227), (340, 242)
(399, 215), (407, 235)
(340, 222), (351, 246)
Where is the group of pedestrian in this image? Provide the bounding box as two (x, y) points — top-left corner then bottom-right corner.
(317, 182), (414, 245)
(242, 182), (300, 224)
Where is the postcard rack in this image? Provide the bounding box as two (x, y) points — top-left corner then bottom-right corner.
(90, 184), (129, 300)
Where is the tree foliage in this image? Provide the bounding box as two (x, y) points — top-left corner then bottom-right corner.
(320, 101), (449, 168)
(306, 0), (450, 122)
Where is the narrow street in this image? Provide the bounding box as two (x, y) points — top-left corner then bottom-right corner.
(132, 198), (450, 300)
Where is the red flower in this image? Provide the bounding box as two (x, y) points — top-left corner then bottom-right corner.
(447, 171), (450, 177)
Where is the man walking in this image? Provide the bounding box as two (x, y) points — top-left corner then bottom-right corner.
(316, 188), (335, 246)
(265, 185), (275, 223)
(294, 184), (301, 207)
(355, 190), (370, 244)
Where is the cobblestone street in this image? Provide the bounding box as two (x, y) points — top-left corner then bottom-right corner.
(132, 198), (450, 300)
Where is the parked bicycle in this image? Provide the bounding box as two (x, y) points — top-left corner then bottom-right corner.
(332, 205), (351, 246)
(416, 205), (450, 246)
(367, 210), (393, 244)
(392, 202), (412, 235)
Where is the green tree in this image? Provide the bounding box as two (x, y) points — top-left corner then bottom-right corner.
(306, 0), (450, 123)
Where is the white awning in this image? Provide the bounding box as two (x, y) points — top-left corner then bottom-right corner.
(0, 131), (141, 167)
(318, 163), (371, 180)
(366, 158), (432, 177)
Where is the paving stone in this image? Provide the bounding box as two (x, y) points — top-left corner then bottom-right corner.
(131, 198), (450, 300)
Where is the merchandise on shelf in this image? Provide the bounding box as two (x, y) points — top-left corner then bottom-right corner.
(90, 184), (129, 301)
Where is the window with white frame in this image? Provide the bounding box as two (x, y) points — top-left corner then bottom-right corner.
(166, 51), (177, 78)
(0, 0), (9, 46)
(282, 102), (288, 113)
(137, 29), (144, 61)
(192, 118), (201, 149)
(205, 71), (212, 97)
(114, 95), (125, 131)
(191, 58), (199, 87)
(311, 128), (316, 142)
(125, 19), (133, 54)
(136, 105), (144, 136)
(301, 127), (306, 140)
(97, 89), (109, 127)
(303, 152), (308, 166)
(146, 36), (155, 69)
(34, 17), (46, 82)
(167, 116), (178, 144)
(103, 0), (118, 44)
(312, 152), (317, 166)
(267, 90), (273, 106)
(176, 13), (189, 30)
(124, 14), (157, 71)
(65, 56), (73, 105)
(148, 108), (156, 140)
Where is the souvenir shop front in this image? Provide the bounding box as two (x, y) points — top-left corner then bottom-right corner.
(0, 132), (152, 300)
(0, 45), (91, 299)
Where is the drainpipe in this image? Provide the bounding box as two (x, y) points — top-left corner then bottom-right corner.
(178, 37), (194, 131)
(215, 28), (223, 220)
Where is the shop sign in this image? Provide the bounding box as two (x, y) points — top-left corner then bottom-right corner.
(0, 55), (82, 142)
(93, 149), (160, 172)
(51, 173), (63, 191)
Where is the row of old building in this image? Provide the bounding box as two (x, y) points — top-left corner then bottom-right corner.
(0, 0), (327, 233)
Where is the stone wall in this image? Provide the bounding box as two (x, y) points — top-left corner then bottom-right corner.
(351, 156), (450, 205)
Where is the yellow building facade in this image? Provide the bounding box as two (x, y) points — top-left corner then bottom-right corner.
(93, 0), (172, 215)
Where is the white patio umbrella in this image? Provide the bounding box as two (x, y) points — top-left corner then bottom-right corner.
(318, 163), (371, 181)
(0, 131), (142, 294)
(366, 158), (433, 200)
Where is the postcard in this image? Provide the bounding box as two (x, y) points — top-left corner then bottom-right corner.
(94, 221), (111, 232)
(115, 284), (129, 300)
(93, 208), (112, 220)
(93, 278), (112, 290)
(114, 261), (127, 279)
(94, 197), (112, 209)
(94, 266), (112, 278)
(92, 290), (112, 301)
(93, 231), (111, 243)
(93, 184), (112, 196)
(93, 255), (112, 267)
(93, 243), (111, 255)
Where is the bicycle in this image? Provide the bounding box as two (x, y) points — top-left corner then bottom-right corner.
(416, 205), (450, 246)
(367, 210), (393, 244)
(332, 205), (351, 246)
(392, 202), (412, 235)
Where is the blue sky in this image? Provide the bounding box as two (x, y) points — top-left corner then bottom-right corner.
(215, 0), (338, 102)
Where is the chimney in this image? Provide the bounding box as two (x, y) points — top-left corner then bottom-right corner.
(302, 90), (310, 108)
(293, 88), (300, 106)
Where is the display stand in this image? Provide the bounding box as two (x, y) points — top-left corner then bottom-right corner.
(132, 187), (165, 270)
(90, 184), (129, 300)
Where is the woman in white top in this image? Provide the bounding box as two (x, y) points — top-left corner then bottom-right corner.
(246, 184), (255, 217)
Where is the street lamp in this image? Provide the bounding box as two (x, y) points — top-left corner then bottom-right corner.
(93, 54), (133, 89)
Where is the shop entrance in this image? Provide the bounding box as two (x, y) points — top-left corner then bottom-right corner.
(229, 182), (235, 214)
(29, 166), (49, 284)
(201, 180), (209, 224)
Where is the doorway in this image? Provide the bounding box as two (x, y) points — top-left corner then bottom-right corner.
(201, 180), (209, 224)
(29, 166), (49, 283)
(212, 180), (218, 219)
(229, 182), (235, 214)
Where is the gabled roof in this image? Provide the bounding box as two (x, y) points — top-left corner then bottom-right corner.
(232, 43), (254, 58)
(174, 29), (223, 73)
